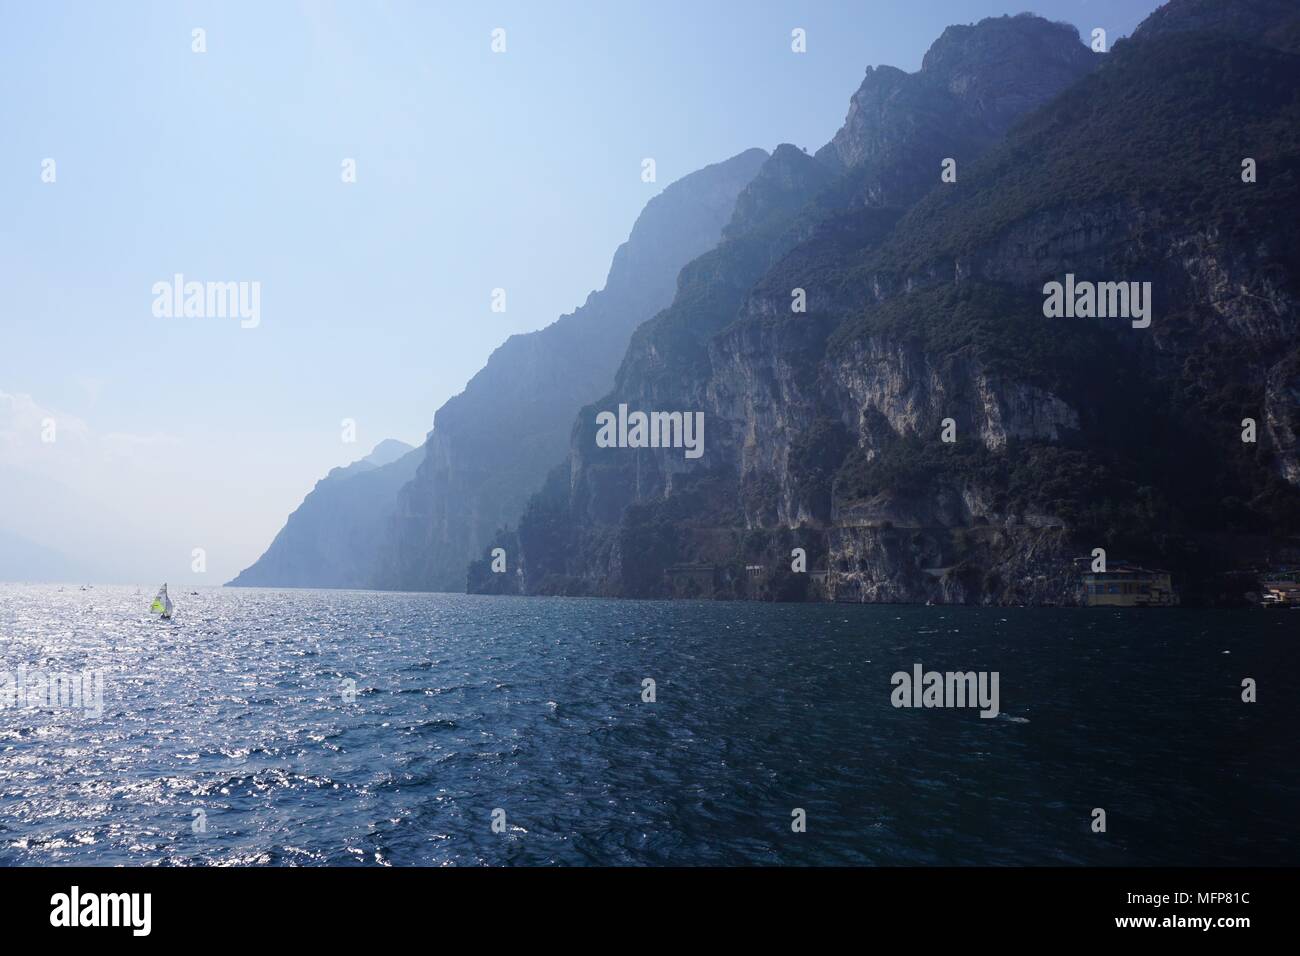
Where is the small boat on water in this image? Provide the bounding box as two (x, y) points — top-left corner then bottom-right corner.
(149, 583), (174, 620)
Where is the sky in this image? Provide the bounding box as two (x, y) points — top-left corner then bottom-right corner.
(0, 0), (1165, 584)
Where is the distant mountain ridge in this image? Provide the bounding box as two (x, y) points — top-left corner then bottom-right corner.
(0, 527), (97, 584)
(228, 440), (418, 588)
(232, 150), (768, 591)
(374, 148), (769, 592)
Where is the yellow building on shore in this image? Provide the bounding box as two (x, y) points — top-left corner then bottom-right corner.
(1259, 571), (1300, 608)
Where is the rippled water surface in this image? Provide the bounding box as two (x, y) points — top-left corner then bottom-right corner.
(0, 584), (1296, 865)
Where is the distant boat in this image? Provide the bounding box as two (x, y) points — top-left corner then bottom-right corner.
(1258, 570), (1300, 609)
(149, 583), (174, 620)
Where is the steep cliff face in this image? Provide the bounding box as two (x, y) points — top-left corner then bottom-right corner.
(508, 3), (1300, 605)
(746, 22), (1300, 601)
(546, 145), (838, 540)
(555, 14), (1097, 537)
(376, 148), (768, 592)
(512, 14), (1103, 598)
(228, 440), (419, 589)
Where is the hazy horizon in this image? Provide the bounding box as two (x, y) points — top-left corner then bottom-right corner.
(0, 0), (1162, 584)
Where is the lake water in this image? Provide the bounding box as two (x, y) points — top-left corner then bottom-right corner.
(0, 584), (1296, 866)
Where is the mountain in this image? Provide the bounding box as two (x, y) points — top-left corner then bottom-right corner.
(500, 2), (1300, 605)
(0, 464), (158, 584)
(359, 438), (414, 469)
(812, 14), (1097, 203)
(374, 148), (769, 591)
(0, 526), (98, 583)
(227, 440), (419, 588)
(1134, 0), (1300, 50)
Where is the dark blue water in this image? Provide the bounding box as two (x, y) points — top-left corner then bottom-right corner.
(0, 584), (1296, 865)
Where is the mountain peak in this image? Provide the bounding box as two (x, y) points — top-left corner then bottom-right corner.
(321, 438), (415, 485)
(722, 144), (835, 239)
(364, 438), (414, 468)
(816, 13), (1096, 177)
(918, 14), (1098, 130)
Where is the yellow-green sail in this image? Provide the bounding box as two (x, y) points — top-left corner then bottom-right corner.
(150, 584), (172, 616)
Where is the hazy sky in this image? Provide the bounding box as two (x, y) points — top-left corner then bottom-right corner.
(0, 0), (1163, 583)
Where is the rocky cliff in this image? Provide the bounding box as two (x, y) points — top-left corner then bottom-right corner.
(503, 3), (1300, 605)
